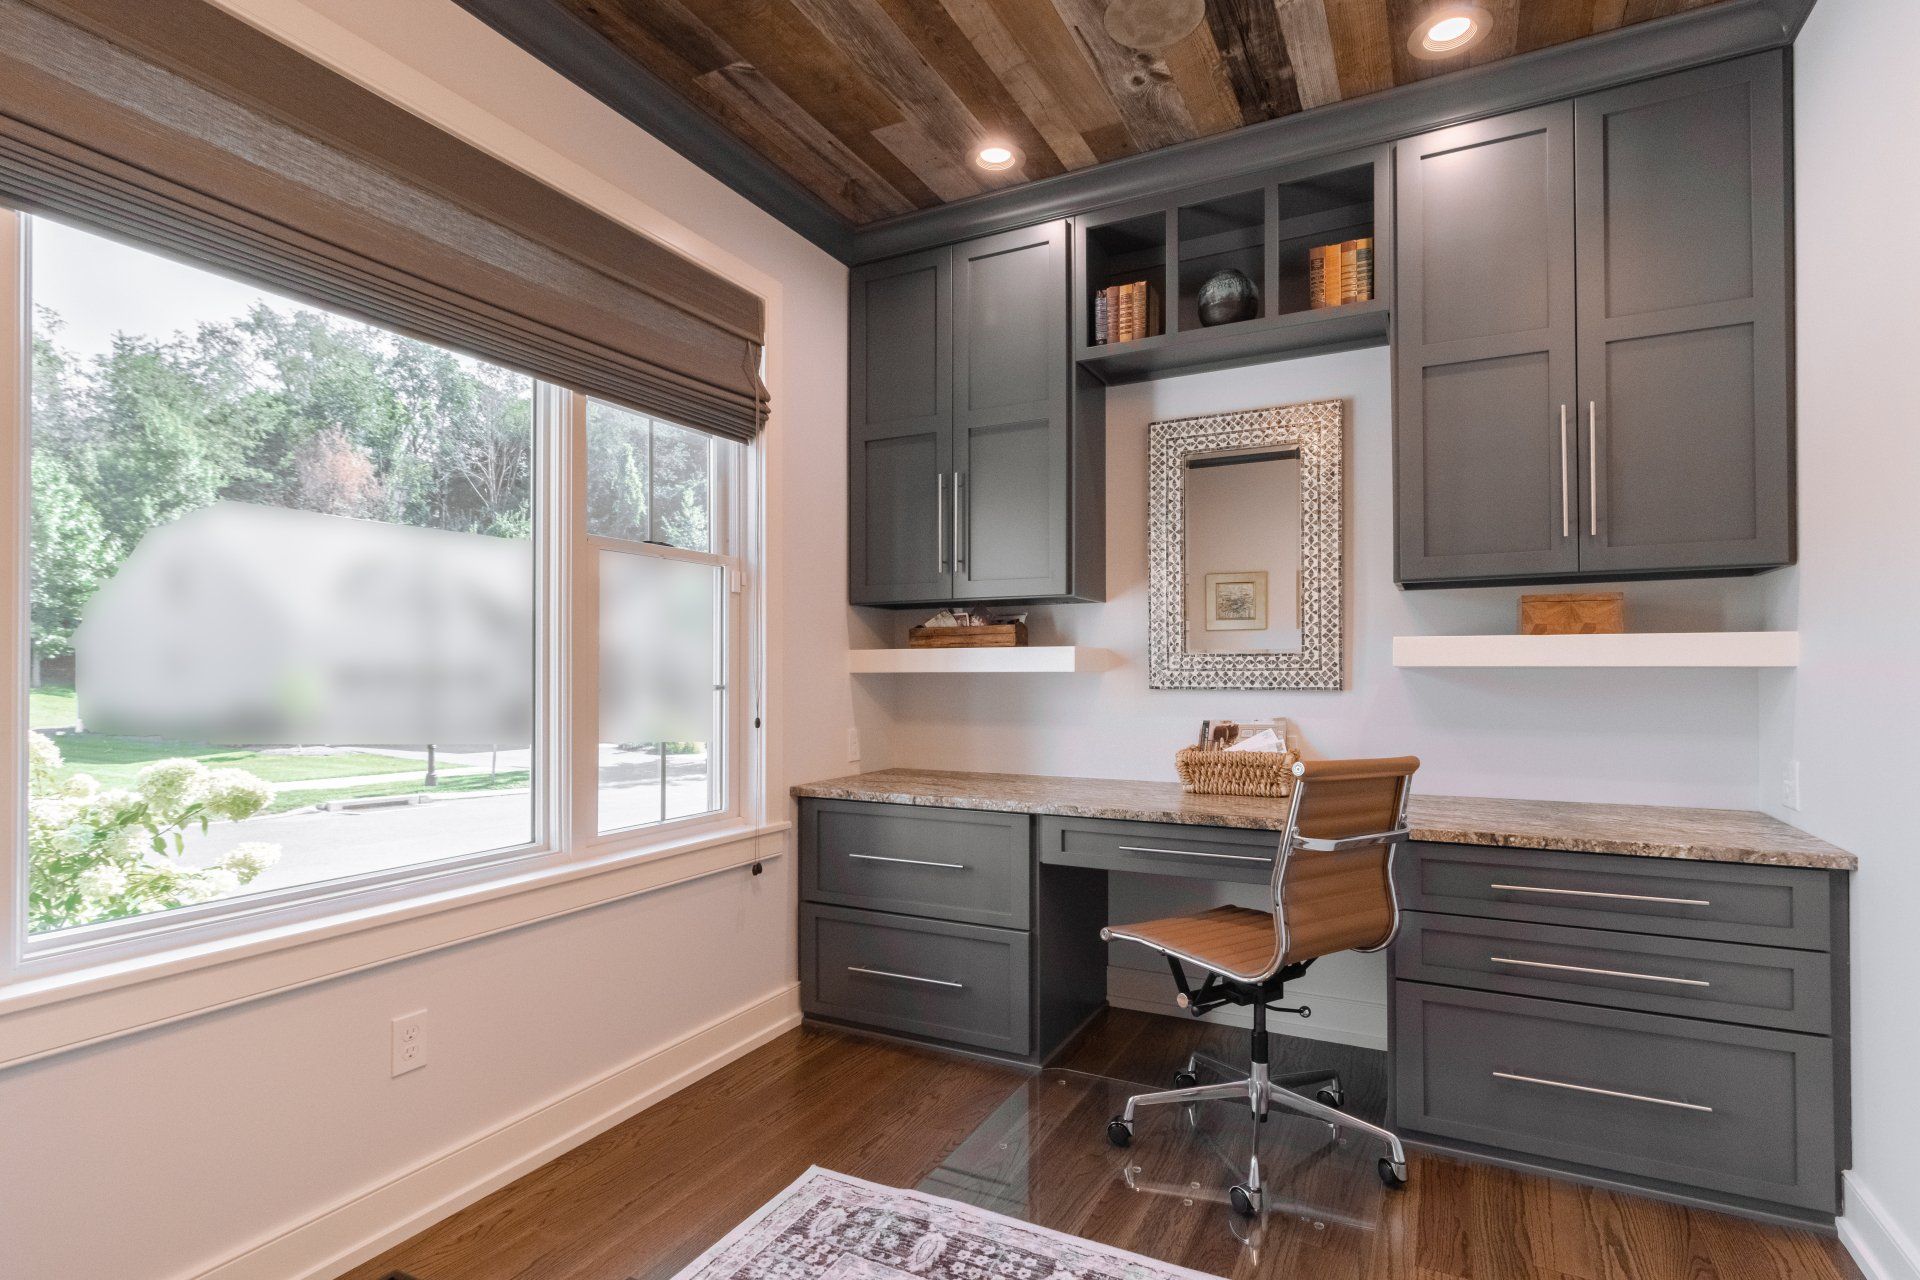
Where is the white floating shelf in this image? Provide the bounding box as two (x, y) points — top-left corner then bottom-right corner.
(1393, 631), (1801, 669)
(848, 646), (1116, 674)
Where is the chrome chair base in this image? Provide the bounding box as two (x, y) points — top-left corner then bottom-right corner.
(1106, 1052), (1410, 1214)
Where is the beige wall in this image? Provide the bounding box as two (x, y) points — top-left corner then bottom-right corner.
(0, 3), (857, 1277)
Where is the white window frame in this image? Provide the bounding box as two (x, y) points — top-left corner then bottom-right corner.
(0, 209), (767, 994)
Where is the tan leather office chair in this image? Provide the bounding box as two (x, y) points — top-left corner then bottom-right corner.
(1101, 755), (1419, 1216)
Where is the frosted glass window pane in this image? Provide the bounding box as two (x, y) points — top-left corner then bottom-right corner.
(597, 551), (720, 833)
(23, 214), (536, 938)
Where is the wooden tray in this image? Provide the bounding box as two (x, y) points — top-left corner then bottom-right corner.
(908, 622), (1029, 649)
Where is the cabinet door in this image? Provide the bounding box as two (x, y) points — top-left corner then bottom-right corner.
(952, 222), (1071, 600)
(850, 247), (953, 604)
(1395, 104), (1579, 584)
(1575, 54), (1791, 574)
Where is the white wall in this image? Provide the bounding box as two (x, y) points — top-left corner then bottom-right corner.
(0, 2), (858, 1276)
(1764, 3), (1920, 1274)
(868, 347), (1775, 1045)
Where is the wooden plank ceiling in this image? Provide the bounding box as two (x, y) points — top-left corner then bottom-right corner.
(553, 0), (1732, 224)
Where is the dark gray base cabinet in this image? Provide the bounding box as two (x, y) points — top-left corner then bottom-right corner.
(797, 799), (1105, 1064)
(1389, 842), (1849, 1224)
(1394, 53), (1792, 588)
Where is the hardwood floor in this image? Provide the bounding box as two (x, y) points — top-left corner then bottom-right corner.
(343, 1010), (1862, 1280)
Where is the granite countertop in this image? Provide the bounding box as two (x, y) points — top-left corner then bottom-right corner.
(791, 768), (1857, 871)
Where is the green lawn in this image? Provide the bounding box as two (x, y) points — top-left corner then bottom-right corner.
(29, 684), (78, 730)
(268, 769), (530, 814)
(52, 735), (435, 791)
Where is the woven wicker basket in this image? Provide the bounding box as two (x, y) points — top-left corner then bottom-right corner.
(1174, 747), (1299, 798)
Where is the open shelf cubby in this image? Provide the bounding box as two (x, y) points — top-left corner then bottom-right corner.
(1073, 144), (1389, 384)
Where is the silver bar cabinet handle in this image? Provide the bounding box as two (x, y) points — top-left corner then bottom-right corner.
(1490, 955), (1711, 987)
(935, 473), (946, 572)
(1559, 404), (1570, 538)
(1493, 1070), (1712, 1113)
(952, 472), (965, 572)
(849, 852), (967, 870)
(1588, 400), (1599, 537)
(846, 965), (964, 990)
(1117, 844), (1270, 864)
(1489, 883), (1710, 907)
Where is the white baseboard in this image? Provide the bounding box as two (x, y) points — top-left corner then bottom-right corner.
(191, 982), (803, 1280)
(1105, 965), (1387, 1051)
(1842, 1171), (1920, 1280)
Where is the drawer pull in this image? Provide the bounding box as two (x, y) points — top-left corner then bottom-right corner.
(1117, 844), (1271, 864)
(1489, 883), (1710, 907)
(1490, 956), (1710, 987)
(846, 965), (965, 990)
(1493, 1070), (1712, 1113)
(848, 853), (968, 870)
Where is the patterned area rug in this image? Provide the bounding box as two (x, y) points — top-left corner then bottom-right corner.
(671, 1167), (1222, 1280)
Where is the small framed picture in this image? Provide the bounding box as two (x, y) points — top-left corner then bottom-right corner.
(1203, 571), (1268, 631)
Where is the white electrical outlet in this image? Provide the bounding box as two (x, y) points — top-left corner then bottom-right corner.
(391, 1010), (428, 1076)
(846, 727), (861, 762)
(1782, 759), (1802, 811)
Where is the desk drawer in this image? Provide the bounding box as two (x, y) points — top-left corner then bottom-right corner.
(1395, 912), (1833, 1033)
(1036, 815), (1277, 885)
(801, 905), (1030, 1055)
(802, 800), (1030, 929)
(1395, 983), (1835, 1211)
(1398, 843), (1832, 950)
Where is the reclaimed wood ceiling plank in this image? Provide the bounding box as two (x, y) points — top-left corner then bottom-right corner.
(572, 0), (943, 209)
(870, 0), (1067, 179)
(1321, 0), (1395, 98)
(1516, 0), (1597, 56)
(1467, 0), (1523, 66)
(698, 63), (917, 220)
(1049, 0), (1199, 151)
(1592, 0), (1631, 30)
(1203, 0), (1304, 123)
(873, 119), (989, 200)
(936, 0), (1101, 169)
(1161, 22), (1248, 136)
(1274, 0), (1346, 110)
(554, 0), (916, 218)
(977, 0), (1134, 163)
(784, 0), (1000, 193)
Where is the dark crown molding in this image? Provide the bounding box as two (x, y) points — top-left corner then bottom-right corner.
(457, 0), (1815, 268)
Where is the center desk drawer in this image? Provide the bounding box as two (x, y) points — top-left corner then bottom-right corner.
(802, 800), (1030, 929)
(1036, 815), (1277, 885)
(1397, 843), (1832, 950)
(1396, 912), (1833, 1033)
(1395, 983), (1836, 1212)
(801, 905), (1030, 1056)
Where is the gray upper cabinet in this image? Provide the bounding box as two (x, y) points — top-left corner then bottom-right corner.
(1395, 103), (1579, 584)
(1394, 53), (1792, 587)
(850, 247), (952, 604)
(1574, 55), (1792, 574)
(850, 222), (1103, 607)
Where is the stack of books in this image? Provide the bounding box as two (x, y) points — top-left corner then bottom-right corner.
(1092, 279), (1161, 345)
(1307, 237), (1374, 309)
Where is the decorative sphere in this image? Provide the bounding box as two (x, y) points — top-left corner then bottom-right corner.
(1197, 268), (1259, 327)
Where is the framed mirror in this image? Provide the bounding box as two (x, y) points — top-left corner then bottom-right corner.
(1147, 399), (1343, 689)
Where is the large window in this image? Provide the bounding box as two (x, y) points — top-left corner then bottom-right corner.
(8, 212), (752, 954)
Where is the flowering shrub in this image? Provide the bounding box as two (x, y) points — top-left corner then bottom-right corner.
(27, 731), (281, 934)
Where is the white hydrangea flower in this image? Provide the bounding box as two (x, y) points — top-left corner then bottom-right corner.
(223, 842), (281, 879)
(136, 759), (211, 815)
(27, 731), (62, 774)
(204, 769), (275, 820)
(76, 862), (129, 899)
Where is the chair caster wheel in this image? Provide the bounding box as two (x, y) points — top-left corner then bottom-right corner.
(1107, 1117), (1133, 1148)
(1228, 1184), (1260, 1217)
(1378, 1157), (1408, 1189)
(1172, 1070), (1199, 1088)
(1315, 1084), (1345, 1108)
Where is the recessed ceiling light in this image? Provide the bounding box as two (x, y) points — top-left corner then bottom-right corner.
(974, 144), (1020, 172)
(1409, 5), (1491, 58)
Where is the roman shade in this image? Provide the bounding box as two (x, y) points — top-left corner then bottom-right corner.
(0, 0), (769, 441)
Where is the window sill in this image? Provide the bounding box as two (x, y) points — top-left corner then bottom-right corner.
(0, 819), (791, 1071)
